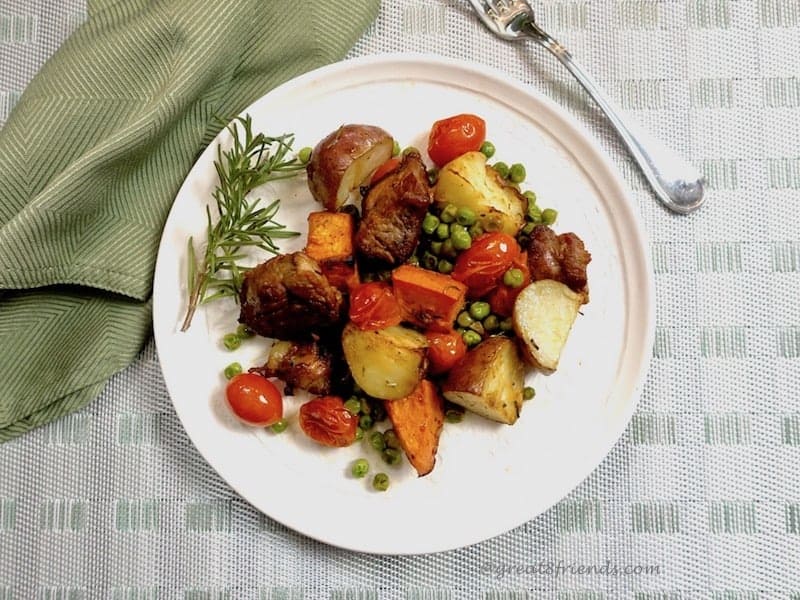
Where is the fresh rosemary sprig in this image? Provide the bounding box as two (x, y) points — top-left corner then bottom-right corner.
(181, 115), (304, 331)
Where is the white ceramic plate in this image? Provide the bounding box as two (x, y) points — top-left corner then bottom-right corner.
(153, 54), (654, 555)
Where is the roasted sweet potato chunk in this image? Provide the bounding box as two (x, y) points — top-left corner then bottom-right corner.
(385, 379), (445, 476)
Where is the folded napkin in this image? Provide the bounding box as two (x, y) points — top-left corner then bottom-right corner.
(0, 0), (379, 442)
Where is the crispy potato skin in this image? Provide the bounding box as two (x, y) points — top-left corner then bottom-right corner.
(341, 323), (428, 400)
(306, 124), (393, 211)
(385, 380), (444, 476)
(512, 279), (583, 371)
(434, 151), (527, 236)
(441, 336), (525, 425)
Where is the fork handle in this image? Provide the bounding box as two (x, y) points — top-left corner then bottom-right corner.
(524, 24), (705, 214)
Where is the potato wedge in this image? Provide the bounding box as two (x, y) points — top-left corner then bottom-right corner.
(385, 380), (444, 476)
(306, 124), (393, 210)
(341, 322), (428, 400)
(433, 151), (527, 236)
(513, 279), (583, 371)
(442, 336), (525, 425)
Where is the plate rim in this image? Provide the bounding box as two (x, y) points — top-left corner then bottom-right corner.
(152, 52), (655, 555)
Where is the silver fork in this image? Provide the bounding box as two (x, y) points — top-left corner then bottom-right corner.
(468, 0), (705, 214)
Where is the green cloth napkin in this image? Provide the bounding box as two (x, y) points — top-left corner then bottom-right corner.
(0, 0), (379, 442)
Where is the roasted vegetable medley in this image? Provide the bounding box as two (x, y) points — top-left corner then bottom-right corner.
(220, 113), (592, 488)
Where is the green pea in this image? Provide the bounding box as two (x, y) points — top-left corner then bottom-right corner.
(483, 314), (500, 332)
(462, 330), (482, 347)
(383, 429), (401, 450)
(469, 223), (485, 239)
(503, 268), (525, 288)
(344, 398), (361, 415)
(469, 321), (485, 336)
(456, 207), (477, 226)
(402, 146), (419, 156)
(372, 472), (390, 491)
(523, 386), (536, 401)
(449, 222), (466, 236)
(355, 427), (364, 441)
(509, 163), (526, 183)
(527, 203), (542, 223)
(369, 431), (386, 452)
(383, 448), (402, 466)
(359, 414), (373, 430)
(429, 241), (443, 255)
(480, 140), (496, 158)
(523, 190), (537, 204)
(392, 140), (401, 156)
(270, 419), (288, 433)
(422, 213), (440, 235)
(297, 146), (312, 164)
(352, 458), (369, 478)
(222, 333), (241, 351)
(541, 208), (558, 225)
(492, 161), (509, 179)
(436, 223), (450, 240)
(407, 254), (420, 266)
(451, 229), (472, 251)
(223, 362), (242, 380)
(440, 204), (458, 224)
(500, 318), (514, 332)
(469, 301), (491, 320)
(522, 222), (536, 236)
(236, 324), (255, 339)
(438, 259), (454, 274)
(457, 311), (474, 328)
(445, 408), (465, 423)
(441, 239), (457, 258)
(421, 251), (438, 270)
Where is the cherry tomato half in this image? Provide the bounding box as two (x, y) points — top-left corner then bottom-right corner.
(451, 233), (521, 297)
(349, 281), (403, 330)
(425, 331), (468, 375)
(427, 114), (486, 168)
(487, 252), (531, 317)
(299, 396), (358, 447)
(225, 372), (283, 426)
(370, 157), (402, 185)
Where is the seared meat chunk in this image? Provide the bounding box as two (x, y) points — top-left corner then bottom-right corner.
(355, 152), (432, 265)
(527, 225), (591, 301)
(238, 252), (344, 340)
(253, 340), (334, 395)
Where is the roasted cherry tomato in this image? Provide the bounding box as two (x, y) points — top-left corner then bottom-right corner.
(487, 252), (530, 317)
(427, 114), (486, 168)
(425, 331), (468, 375)
(451, 233), (521, 297)
(299, 396), (358, 447)
(370, 157), (402, 185)
(225, 372), (283, 426)
(349, 281), (403, 330)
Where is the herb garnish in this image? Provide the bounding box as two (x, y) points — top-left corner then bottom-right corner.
(181, 115), (304, 331)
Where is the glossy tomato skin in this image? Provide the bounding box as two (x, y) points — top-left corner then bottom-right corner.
(427, 114), (486, 168)
(349, 281), (403, 330)
(425, 331), (468, 375)
(299, 396), (358, 447)
(225, 372), (283, 426)
(451, 233), (522, 297)
(488, 252), (531, 317)
(370, 157), (402, 185)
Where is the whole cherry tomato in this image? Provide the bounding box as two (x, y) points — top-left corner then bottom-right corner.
(487, 252), (531, 317)
(427, 114), (486, 168)
(225, 372), (283, 426)
(451, 233), (521, 297)
(349, 281), (403, 330)
(425, 331), (467, 375)
(370, 157), (402, 185)
(299, 396), (358, 447)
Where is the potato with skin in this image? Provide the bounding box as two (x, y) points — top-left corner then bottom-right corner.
(341, 322), (428, 400)
(306, 124), (394, 211)
(442, 336), (526, 425)
(513, 279), (583, 371)
(434, 151), (527, 236)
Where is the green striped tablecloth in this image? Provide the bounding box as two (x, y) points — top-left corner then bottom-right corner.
(2, 0), (799, 598)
